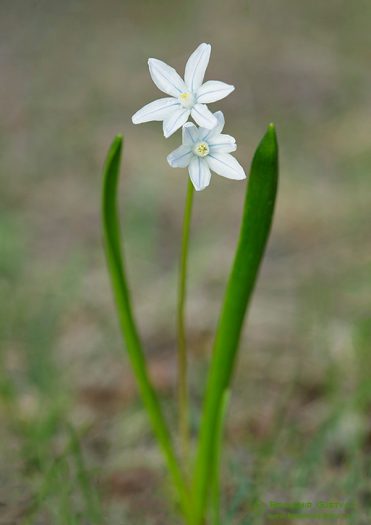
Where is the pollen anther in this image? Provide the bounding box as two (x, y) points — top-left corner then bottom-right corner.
(194, 141), (209, 157)
(179, 92), (194, 109)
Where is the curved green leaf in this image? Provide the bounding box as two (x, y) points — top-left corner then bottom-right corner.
(192, 124), (279, 524)
(101, 136), (189, 517)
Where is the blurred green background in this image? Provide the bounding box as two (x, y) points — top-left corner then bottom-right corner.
(0, 1), (370, 524)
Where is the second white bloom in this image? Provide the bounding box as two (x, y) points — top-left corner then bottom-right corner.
(167, 112), (246, 191)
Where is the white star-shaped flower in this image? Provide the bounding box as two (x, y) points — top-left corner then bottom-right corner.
(167, 111), (246, 191)
(132, 43), (235, 138)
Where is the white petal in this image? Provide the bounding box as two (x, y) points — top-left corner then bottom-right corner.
(167, 145), (193, 168)
(184, 43), (211, 92)
(132, 97), (180, 124)
(207, 153), (246, 180)
(196, 81), (235, 103)
(191, 104), (217, 129)
(188, 157), (212, 191)
(148, 58), (186, 97)
(182, 122), (200, 145)
(209, 134), (237, 153)
(163, 108), (190, 137)
(199, 111), (225, 140)
(212, 111), (225, 134)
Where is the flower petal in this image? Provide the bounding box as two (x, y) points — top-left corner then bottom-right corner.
(184, 43), (211, 92)
(196, 80), (235, 103)
(163, 108), (190, 137)
(148, 58), (186, 97)
(132, 97), (180, 124)
(209, 134), (237, 154)
(199, 111), (225, 140)
(212, 110), (225, 134)
(191, 104), (217, 129)
(167, 145), (193, 168)
(182, 122), (200, 145)
(188, 157), (211, 191)
(207, 153), (246, 180)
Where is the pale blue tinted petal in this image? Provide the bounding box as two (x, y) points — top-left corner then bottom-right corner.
(184, 43), (211, 92)
(167, 145), (193, 168)
(132, 97), (180, 124)
(188, 157), (212, 191)
(196, 80), (235, 103)
(199, 111), (225, 140)
(209, 134), (237, 153)
(148, 58), (186, 97)
(212, 111), (225, 134)
(207, 153), (246, 180)
(163, 108), (190, 137)
(191, 104), (217, 129)
(182, 122), (200, 145)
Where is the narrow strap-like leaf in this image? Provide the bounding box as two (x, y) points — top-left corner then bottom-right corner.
(209, 389), (230, 525)
(101, 136), (189, 516)
(191, 124), (279, 524)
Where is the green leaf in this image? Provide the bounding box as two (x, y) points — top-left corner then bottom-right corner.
(101, 136), (189, 517)
(209, 389), (230, 525)
(191, 124), (279, 525)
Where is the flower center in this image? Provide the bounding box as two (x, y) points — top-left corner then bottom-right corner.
(179, 92), (194, 109)
(194, 141), (209, 157)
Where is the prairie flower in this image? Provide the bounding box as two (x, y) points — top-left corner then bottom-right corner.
(167, 112), (246, 191)
(132, 43), (235, 137)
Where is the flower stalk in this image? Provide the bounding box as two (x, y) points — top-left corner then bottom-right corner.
(177, 177), (194, 464)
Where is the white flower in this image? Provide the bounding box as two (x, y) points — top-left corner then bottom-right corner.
(132, 43), (235, 138)
(167, 112), (246, 191)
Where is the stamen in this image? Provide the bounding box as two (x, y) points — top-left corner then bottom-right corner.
(179, 92), (194, 109)
(194, 142), (209, 157)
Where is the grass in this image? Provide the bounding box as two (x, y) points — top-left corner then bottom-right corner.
(0, 218), (102, 523)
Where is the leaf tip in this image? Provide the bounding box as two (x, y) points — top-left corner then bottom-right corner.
(262, 122), (278, 153)
(102, 135), (124, 195)
(105, 135), (124, 167)
(112, 134), (123, 148)
(267, 122), (277, 139)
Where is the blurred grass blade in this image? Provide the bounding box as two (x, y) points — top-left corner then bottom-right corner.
(192, 124), (279, 524)
(101, 136), (189, 516)
(67, 424), (103, 524)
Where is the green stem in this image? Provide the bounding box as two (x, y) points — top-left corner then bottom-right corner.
(177, 178), (194, 464)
